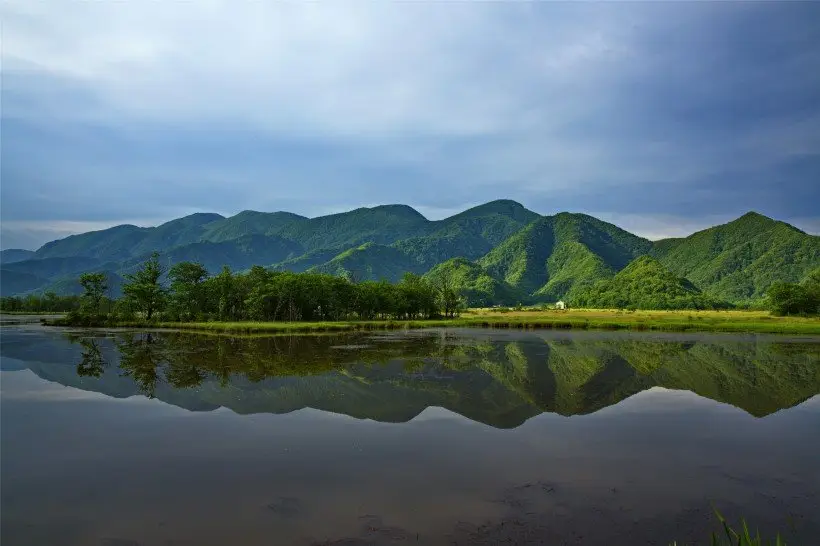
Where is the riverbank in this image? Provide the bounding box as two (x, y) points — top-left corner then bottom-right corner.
(43, 309), (820, 335)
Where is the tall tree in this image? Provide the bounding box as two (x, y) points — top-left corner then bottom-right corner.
(168, 261), (208, 320)
(430, 270), (461, 318)
(79, 272), (108, 313)
(122, 252), (167, 320)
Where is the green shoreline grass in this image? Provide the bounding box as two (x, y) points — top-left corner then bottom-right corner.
(44, 309), (820, 335)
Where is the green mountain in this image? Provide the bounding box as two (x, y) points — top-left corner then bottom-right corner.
(309, 243), (425, 282)
(0, 269), (50, 296)
(479, 213), (651, 300)
(35, 224), (147, 261)
(394, 200), (541, 267)
(29, 270), (126, 298)
(651, 212), (820, 302)
(5, 203), (818, 306)
(424, 258), (522, 306)
(1, 256), (106, 279)
(272, 205), (429, 251)
(571, 256), (729, 309)
(125, 234), (303, 275)
(479, 217), (555, 294)
(534, 241), (613, 301)
(201, 210), (307, 243)
(128, 212), (226, 256)
(270, 247), (349, 273)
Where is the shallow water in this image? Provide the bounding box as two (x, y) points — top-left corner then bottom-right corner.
(1, 325), (819, 545)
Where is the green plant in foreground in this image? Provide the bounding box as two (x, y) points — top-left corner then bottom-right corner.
(671, 509), (787, 546)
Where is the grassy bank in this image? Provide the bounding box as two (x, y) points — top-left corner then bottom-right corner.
(45, 309), (820, 335)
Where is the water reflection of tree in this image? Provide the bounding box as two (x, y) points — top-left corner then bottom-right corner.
(102, 331), (462, 394)
(116, 333), (166, 398)
(75, 338), (108, 378)
(65, 331), (820, 419)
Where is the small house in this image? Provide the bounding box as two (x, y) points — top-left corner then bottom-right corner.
(555, 301), (566, 310)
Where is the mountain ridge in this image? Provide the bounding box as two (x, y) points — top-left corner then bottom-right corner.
(3, 202), (817, 305)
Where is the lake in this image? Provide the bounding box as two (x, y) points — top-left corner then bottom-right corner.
(1, 323), (819, 545)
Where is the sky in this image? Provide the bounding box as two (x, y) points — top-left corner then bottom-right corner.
(2, 1), (819, 250)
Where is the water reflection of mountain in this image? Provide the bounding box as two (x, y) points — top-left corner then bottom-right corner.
(2, 328), (819, 428)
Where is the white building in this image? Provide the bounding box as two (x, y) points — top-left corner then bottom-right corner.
(555, 301), (566, 310)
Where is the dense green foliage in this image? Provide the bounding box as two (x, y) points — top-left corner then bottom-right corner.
(480, 217), (556, 293)
(424, 258), (521, 306)
(62, 251), (466, 323)
(767, 267), (820, 316)
(572, 256), (731, 310)
(121, 252), (167, 320)
(6, 202), (819, 309)
(535, 241), (614, 301)
(78, 272), (108, 314)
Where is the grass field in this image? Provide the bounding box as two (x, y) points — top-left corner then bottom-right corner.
(48, 309), (820, 335)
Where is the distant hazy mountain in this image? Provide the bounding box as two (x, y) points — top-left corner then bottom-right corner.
(0, 249), (35, 264)
(3, 201), (818, 305)
(0, 269), (50, 296)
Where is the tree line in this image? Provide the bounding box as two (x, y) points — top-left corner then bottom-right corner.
(65, 252), (464, 324)
(71, 330), (463, 397)
(1, 293), (87, 313)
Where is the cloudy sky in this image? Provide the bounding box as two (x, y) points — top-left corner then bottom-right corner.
(2, 1), (819, 250)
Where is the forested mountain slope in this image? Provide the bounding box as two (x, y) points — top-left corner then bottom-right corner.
(571, 256), (730, 309)
(651, 212), (820, 302)
(478, 213), (651, 301)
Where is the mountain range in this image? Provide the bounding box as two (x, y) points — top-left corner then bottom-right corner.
(1, 200), (818, 305)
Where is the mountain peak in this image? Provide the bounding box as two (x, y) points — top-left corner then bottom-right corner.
(157, 212), (225, 228)
(722, 211), (789, 233)
(447, 200), (539, 225)
(367, 204), (427, 220)
(737, 211), (773, 222)
(731, 210), (777, 224)
(472, 199), (527, 213)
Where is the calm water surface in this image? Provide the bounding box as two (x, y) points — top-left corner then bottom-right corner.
(1, 324), (819, 545)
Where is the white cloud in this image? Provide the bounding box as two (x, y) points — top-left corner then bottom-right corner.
(2, 1), (635, 138)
